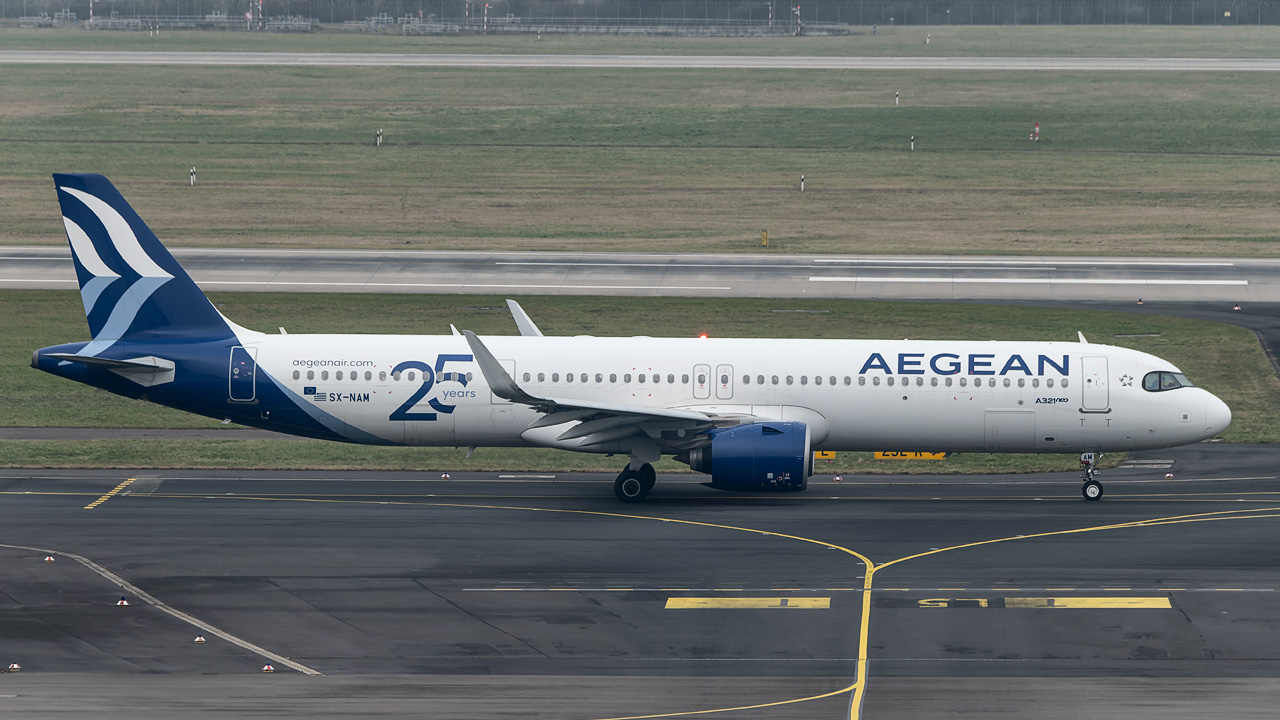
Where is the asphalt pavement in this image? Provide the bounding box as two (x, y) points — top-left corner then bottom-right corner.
(2, 442), (1279, 718)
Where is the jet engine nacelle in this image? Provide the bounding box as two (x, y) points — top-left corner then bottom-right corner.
(687, 421), (811, 492)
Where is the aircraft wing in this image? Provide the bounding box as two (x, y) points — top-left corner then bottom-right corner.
(462, 330), (740, 450)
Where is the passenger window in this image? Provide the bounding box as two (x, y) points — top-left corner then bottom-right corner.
(292, 370), (300, 380)
(720, 374), (729, 385)
(523, 372), (531, 382)
(945, 377), (953, 387)
(757, 375), (765, 385)
(537, 372), (545, 382)
(1032, 378), (1040, 388)
(580, 373), (588, 383)
(1018, 378), (1025, 388)
(916, 377), (924, 387)
(959, 377), (967, 387)
(1061, 379), (1069, 388)
(786, 375), (794, 385)
(772, 375), (779, 385)
(407, 372), (415, 382)
(859, 376), (866, 386)
(336, 371), (344, 381)
(552, 373), (559, 382)
(364, 371), (371, 381)
(814, 376), (822, 386)
(610, 373), (618, 383)
(800, 376), (808, 386)
(698, 374), (706, 384)
(682, 374), (689, 384)
(392, 371), (401, 381)
(1047, 378), (1055, 388)
(886, 376), (895, 387)
(668, 374), (675, 384)
(930, 377), (938, 387)
(307, 370), (314, 380)
(322, 371), (329, 380)
(743, 375), (751, 385)
(624, 374), (632, 383)
(467, 372), (473, 382)
(638, 374), (646, 383)
(596, 373), (603, 383)
(379, 371), (386, 381)
(830, 376), (837, 386)
(843, 376), (852, 385)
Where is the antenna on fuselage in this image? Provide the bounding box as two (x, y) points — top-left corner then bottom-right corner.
(1078, 331), (1089, 344)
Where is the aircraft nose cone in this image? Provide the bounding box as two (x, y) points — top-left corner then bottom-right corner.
(1205, 394), (1232, 436)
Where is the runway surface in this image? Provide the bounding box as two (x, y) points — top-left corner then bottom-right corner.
(3, 51), (1280, 71)
(2, 246), (1269, 303)
(2, 442), (1279, 718)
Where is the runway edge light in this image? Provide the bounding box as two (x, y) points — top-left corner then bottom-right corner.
(6, 663), (20, 672)
(262, 664), (275, 673)
(116, 596), (129, 606)
(43, 556), (54, 564)
(193, 635), (207, 644)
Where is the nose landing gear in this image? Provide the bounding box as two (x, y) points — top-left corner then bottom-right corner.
(614, 463), (657, 503)
(1080, 452), (1103, 501)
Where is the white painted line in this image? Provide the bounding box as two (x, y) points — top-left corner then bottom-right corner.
(0, 278), (76, 284)
(198, 280), (732, 290)
(498, 474), (558, 479)
(497, 261), (1058, 271)
(812, 259), (1235, 267)
(0, 542), (324, 676)
(810, 277), (1248, 286)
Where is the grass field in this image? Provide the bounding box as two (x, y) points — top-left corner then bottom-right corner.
(4, 25), (1280, 57)
(3, 27), (1280, 255)
(2, 290), (1274, 473)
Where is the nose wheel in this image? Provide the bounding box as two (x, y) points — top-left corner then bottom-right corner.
(1079, 452), (1103, 501)
(1082, 478), (1103, 501)
(614, 463), (656, 503)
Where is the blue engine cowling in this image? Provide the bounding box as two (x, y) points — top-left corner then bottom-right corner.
(687, 422), (811, 492)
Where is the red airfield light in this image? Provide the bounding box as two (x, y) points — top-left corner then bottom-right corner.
(698, 333), (709, 339)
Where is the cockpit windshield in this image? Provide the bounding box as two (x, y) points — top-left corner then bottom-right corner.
(1142, 371), (1195, 392)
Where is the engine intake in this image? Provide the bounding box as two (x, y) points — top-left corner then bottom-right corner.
(686, 421), (811, 492)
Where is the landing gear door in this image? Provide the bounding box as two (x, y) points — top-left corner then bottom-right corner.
(715, 364), (734, 400)
(229, 346), (257, 402)
(692, 364), (711, 400)
(1082, 356), (1109, 412)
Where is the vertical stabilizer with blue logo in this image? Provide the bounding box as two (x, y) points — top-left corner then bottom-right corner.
(52, 173), (236, 354)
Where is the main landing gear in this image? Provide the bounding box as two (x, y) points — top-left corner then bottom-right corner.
(1080, 452), (1103, 501)
(614, 463), (656, 503)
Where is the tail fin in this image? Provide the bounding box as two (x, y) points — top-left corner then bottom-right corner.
(53, 173), (234, 354)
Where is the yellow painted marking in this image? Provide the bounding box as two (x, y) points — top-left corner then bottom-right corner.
(83, 479), (135, 510)
(874, 451), (947, 460)
(1003, 597), (1171, 609)
(665, 597), (829, 610)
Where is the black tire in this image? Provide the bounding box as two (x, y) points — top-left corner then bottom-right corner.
(614, 470), (649, 503)
(1082, 479), (1104, 501)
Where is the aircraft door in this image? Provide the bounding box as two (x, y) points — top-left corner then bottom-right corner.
(693, 364), (711, 399)
(984, 410), (1035, 451)
(715, 364), (734, 400)
(1081, 356), (1109, 411)
(229, 346), (257, 402)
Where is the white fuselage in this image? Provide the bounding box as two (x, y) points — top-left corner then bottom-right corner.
(252, 334), (1229, 454)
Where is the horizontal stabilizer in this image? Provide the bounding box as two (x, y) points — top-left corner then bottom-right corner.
(46, 353), (170, 371)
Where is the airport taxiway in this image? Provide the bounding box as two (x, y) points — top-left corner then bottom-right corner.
(2, 442), (1279, 718)
(3, 247), (1270, 303)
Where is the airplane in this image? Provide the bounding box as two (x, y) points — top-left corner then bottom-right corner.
(32, 174), (1232, 502)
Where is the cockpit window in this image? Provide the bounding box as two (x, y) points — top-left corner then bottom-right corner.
(1143, 371), (1195, 392)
